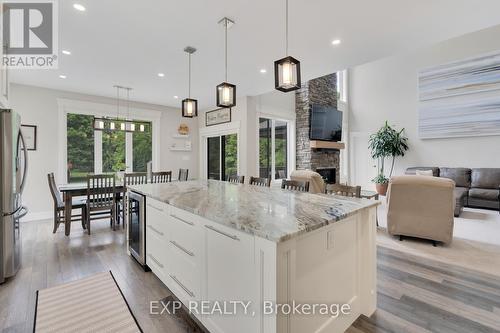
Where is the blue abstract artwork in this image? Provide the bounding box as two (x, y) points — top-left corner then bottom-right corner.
(418, 51), (500, 139)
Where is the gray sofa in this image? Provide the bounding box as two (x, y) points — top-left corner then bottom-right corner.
(405, 167), (500, 217)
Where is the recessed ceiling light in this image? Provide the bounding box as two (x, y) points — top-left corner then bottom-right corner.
(260, 69), (267, 73)
(331, 39), (341, 46)
(173, 95), (179, 99)
(59, 75), (67, 79)
(62, 50), (71, 55)
(157, 73), (165, 77)
(73, 3), (86, 11)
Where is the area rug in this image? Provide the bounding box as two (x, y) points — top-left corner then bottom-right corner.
(34, 271), (142, 333)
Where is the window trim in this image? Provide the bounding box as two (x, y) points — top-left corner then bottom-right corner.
(57, 98), (161, 184)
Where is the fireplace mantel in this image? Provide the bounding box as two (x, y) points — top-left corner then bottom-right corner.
(309, 140), (345, 150)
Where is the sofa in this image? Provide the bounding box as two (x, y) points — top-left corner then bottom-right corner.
(387, 175), (455, 245)
(405, 167), (500, 216)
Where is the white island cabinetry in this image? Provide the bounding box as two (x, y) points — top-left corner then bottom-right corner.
(139, 186), (377, 333)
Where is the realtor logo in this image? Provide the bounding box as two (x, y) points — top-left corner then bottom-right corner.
(2, 0), (58, 68)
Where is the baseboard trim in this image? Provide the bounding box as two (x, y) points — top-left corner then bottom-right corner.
(21, 211), (52, 222)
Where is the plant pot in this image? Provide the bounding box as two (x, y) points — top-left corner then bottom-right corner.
(375, 182), (389, 196)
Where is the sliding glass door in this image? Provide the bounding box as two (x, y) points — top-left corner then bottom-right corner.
(259, 117), (289, 180)
(207, 134), (238, 181)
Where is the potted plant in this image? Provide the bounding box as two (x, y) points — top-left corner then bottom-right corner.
(368, 121), (409, 195)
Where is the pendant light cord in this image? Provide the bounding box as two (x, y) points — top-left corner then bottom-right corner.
(225, 19), (228, 82)
(285, 0), (289, 56)
(127, 88), (130, 120)
(116, 86), (120, 118)
(188, 52), (191, 98)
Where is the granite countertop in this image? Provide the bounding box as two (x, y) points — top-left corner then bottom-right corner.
(129, 180), (380, 243)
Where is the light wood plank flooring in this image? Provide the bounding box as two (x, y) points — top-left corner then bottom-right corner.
(1, 220), (500, 333)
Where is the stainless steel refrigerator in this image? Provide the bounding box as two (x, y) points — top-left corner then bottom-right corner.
(0, 109), (28, 284)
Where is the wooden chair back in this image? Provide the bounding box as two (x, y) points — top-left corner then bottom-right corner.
(249, 176), (271, 187)
(227, 175), (245, 184)
(87, 174), (116, 210)
(281, 179), (310, 192)
(325, 184), (361, 198)
(178, 168), (189, 181)
(124, 172), (148, 187)
(47, 173), (63, 207)
(151, 171), (172, 183)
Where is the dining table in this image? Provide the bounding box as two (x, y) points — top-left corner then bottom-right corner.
(59, 182), (124, 236)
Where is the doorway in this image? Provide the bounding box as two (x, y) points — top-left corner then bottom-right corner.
(207, 133), (238, 181)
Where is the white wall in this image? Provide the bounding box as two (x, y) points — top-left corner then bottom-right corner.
(198, 91), (295, 180)
(10, 83), (198, 220)
(349, 24), (500, 190)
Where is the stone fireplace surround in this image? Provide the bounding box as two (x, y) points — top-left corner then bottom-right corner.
(295, 73), (340, 183)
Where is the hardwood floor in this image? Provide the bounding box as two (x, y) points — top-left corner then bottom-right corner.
(1, 220), (500, 333)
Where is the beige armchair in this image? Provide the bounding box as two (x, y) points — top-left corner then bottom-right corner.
(290, 170), (325, 194)
(387, 175), (455, 245)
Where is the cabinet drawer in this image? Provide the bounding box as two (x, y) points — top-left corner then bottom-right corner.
(146, 198), (169, 238)
(168, 252), (200, 305)
(146, 231), (169, 277)
(169, 215), (202, 261)
(169, 205), (198, 228)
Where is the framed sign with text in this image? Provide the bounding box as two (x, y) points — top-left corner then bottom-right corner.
(205, 108), (231, 127)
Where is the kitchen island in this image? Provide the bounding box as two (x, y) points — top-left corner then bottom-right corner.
(128, 180), (379, 333)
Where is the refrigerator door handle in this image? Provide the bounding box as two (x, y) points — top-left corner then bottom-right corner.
(16, 206), (28, 219)
(18, 131), (28, 195)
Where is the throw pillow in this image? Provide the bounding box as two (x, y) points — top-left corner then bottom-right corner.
(416, 170), (433, 176)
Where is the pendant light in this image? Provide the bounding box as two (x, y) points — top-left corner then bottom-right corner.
(182, 46), (198, 118)
(93, 85), (148, 132)
(274, 0), (301, 92)
(216, 17), (236, 108)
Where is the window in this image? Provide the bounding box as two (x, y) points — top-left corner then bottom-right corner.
(337, 70), (347, 104)
(66, 112), (153, 182)
(133, 125), (152, 172)
(207, 134), (238, 181)
(102, 130), (125, 173)
(259, 117), (290, 180)
(67, 114), (94, 183)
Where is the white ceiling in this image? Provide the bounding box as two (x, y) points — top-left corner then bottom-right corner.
(10, 0), (500, 110)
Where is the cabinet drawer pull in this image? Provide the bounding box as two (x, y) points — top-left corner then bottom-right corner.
(147, 203), (164, 212)
(169, 275), (195, 297)
(171, 214), (194, 226)
(170, 240), (194, 257)
(147, 225), (164, 236)
(147, 254), (164, 268)
(205, 225), (240, 241)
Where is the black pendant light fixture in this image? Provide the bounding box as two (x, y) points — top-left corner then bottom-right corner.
(274, 0), (301, 92)
(182, 46), (198, 118)
(93, 86), (149, 132)
(216, 17), (236, 108)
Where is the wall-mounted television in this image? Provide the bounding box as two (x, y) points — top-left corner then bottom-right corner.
(309, 105), (343, 141)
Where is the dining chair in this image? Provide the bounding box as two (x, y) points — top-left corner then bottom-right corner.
(325, 183), (361, 198)
(117, 172), (148, 224)
(281, 179), (310, 192)
(249, 176), (271, 187)
(178, 168), (189, 181)
(227, 175), (245, 184)
(151, 171), (172, 183)
(47, 173), (87, 234)
(278, 170), (286, 179)
(86, 174), (116, 235)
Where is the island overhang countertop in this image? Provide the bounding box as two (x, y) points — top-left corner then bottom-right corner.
(128, 180), (380, 243)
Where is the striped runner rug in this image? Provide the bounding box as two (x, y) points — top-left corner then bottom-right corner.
(34, 271), (142, 333)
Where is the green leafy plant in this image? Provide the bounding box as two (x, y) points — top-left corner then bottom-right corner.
(368, 121), (409, 184)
